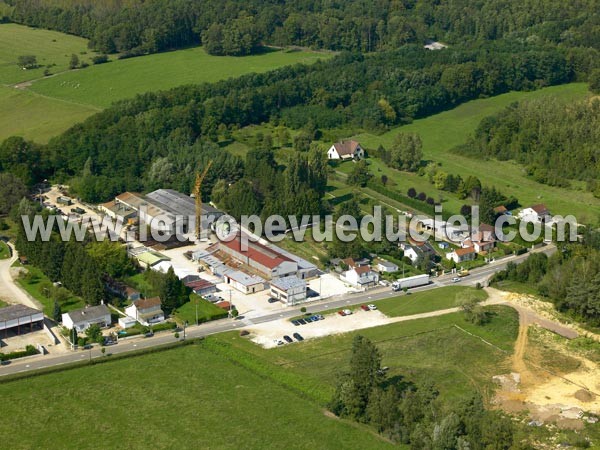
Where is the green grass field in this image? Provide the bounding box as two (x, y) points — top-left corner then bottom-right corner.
(354, 83), (599, 222)
(173, 294), (228, 324)
(0, 84), (98, 142)
(374, 286), (487, 317)
(0, 342), (393, 450)
(0, 240), (10, 259)
(0, 23), (98, 85)
(30, 46), (330, 109)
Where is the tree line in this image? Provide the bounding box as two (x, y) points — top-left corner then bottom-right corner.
(456, 97), (600, 196)
(4, 0), (599, 56)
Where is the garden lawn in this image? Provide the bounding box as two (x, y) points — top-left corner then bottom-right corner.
(0, 342), (393, 450)
(173, 294), (228, 324)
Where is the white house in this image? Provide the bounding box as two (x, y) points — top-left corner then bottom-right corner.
(518, 204), (551, 223)
(223, 269), (267, 295)
(62, 305), (111, 332)
(342, 265), (379, 288)
(400, 243), (420, 264)
(376, 260), (399, 273)
(327, 140), (364, 160)
(446, 247), (476, 264)
(125, 297), (165, 326)
(270, 276), (307, 305)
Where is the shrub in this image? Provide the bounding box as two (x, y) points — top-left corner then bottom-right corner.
(92, 55), (109, 64)
(0, 344), (38, 361)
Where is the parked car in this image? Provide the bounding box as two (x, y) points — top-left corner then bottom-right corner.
(360, 305), (369, 311)
(452, 277), (461, 283)
(82, 344), (93, 350)
(368, 304), (377, 311)
(274, 339), (284, 346)
(337, 310), (346, 316)
(144, 332), (154, 338)
(343, 309), (352, 315)
(104, 338), (116, 346)
(0, 360), (11, 366)
(316, 314), (325, 320)
(293, 333), (304, 342)
(268, 297), (279, 303)
(292, 320), (300, 326)
(298, 318), (307, 325)
(283, 335), (293, 343)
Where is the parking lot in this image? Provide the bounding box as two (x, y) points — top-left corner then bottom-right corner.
(246, 307), (393, 348)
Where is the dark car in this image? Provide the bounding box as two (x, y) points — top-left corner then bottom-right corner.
(304, 316), (313, 323)
(0, 360), (11, 366)
(268, 297), (279, 303)
(297, 318), (306, 325)
(82, 344), (93, 350)
(283, 335), (293, 343)
(144, 332), (154, 338)
(293, 333), (304, 341)
(292, 320), (300, 326)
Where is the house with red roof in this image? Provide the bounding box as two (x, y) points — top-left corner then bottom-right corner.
(446, 246), (476, 264)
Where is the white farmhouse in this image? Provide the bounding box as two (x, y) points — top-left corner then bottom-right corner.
(518, 204), (551, 223)
(327, 140), (364, 160)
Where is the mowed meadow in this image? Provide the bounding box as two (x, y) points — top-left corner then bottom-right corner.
(0, 23), (331, 142)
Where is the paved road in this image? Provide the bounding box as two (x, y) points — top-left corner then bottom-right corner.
(0, 244), (557, 377)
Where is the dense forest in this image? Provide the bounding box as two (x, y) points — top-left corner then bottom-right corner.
(456, 97), (600, 195)
(3, 0), (599, 56)
(1, 41), (590, 209)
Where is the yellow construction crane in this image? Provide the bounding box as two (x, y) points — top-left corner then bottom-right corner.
(193, 160), (213, 240)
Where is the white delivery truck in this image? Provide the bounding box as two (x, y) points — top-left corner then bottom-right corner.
(391, 274), (430, 291)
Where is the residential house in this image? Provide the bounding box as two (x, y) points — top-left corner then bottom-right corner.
(125, 297), (165, 326)
(342, 265), (380, 288)
(327, 140), (364, 160)
(376, 260), (399, 273)
(518, 204), (551, 223)
(104, 276), (141, 301)
(461, 234), (495, 253)
(446, 247), (476, 264)
(62, 305), (111, 332)
(270, 276), (307, 305)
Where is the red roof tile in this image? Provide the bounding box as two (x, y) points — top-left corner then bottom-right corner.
(220, 235), (293, 270)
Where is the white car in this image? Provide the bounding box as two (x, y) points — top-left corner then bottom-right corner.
(452, 277), (461, 283)
(367, 304), (377, 311)
(343, 309), (353, 315)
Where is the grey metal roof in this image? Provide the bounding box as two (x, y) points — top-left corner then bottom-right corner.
(378, 260), (398, 269)
(146, 189), (221, 217)
(223, 269), (265, 286)
(0, 304), (43, 321)
(66, 305), (111, 324)
(270, 275), (306, 291)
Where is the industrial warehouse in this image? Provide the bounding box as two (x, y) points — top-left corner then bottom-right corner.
(103, 189), (223, 234)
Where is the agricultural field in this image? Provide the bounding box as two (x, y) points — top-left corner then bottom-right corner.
(30, 46), (330, 109)
(0, 342), (393, 450)
(354, 83), (599, 222)
(0, 85), (98, 142)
